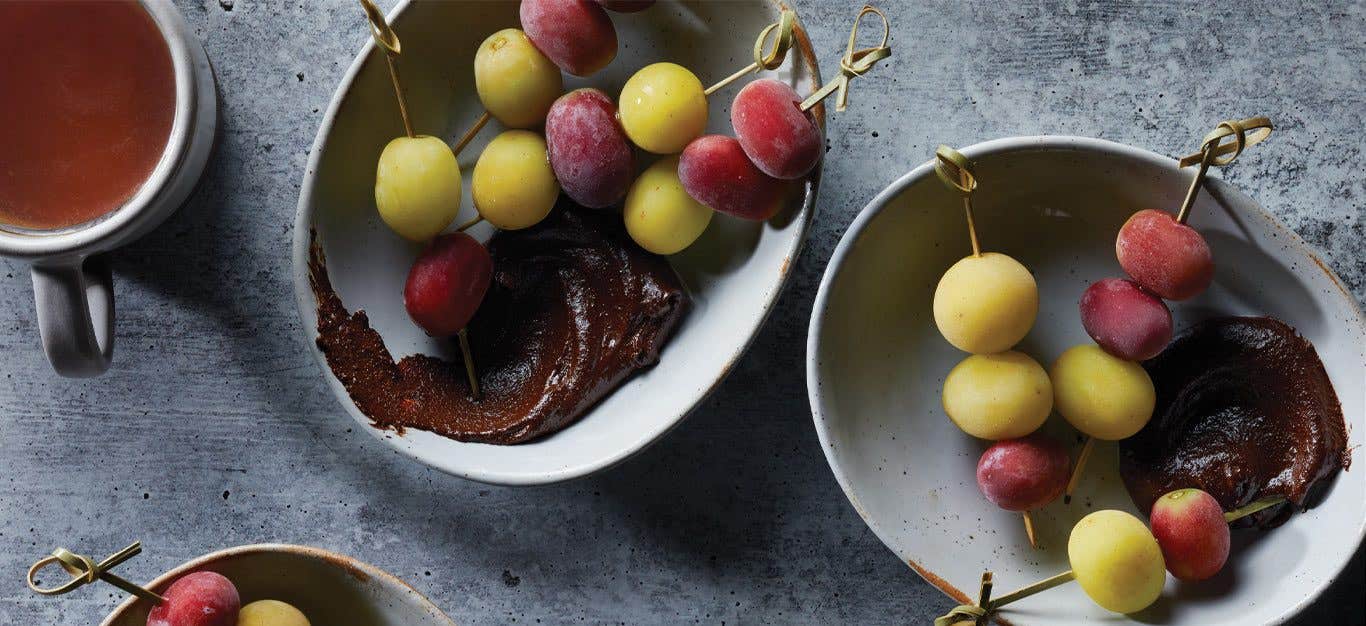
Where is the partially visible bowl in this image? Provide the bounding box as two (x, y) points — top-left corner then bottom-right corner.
(293, 0), (822, 485)
(102, 544), (453, 626)
(807, 136), (1365, 625)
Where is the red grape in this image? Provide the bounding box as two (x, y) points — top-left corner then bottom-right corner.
(520, 0), (617, 76)
(678, 135), (786, 221)
(730, 78), (821, 180)
(1079, 278), (1173, 361)
(1116, 208), (1214, 301)
(545, 88), (633, 208)
(595, 0), (653, 11)
(404, 232), (493, 337)
(976, 434), (1071, 512)
(1150, 488), (1230, 581)
(146, 571), (240, 626)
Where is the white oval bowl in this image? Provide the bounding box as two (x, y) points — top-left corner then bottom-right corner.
(292, 0), (822, 485)
(807, 136), (1365, 625)
(102, 544), (453, 626)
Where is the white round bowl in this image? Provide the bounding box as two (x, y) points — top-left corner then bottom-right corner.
(293, 0), (821, 485)
(807, 136), (1364, 625)
(102, 544), (453, 626)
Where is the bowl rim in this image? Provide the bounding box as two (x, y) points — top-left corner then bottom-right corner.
(100, 543), (456, 626)
(291, 0), (823, 485)
(805, 134), (1366, 625)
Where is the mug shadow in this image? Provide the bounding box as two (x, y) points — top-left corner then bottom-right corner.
(113, 91), (320, 419)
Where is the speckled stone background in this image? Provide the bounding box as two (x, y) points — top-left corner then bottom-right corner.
(2, 1), (1363, 624)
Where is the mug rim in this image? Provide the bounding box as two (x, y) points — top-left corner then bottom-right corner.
(0, 0), (197, 260)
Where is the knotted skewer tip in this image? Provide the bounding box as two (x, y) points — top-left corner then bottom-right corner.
(28, 542), (164, 605)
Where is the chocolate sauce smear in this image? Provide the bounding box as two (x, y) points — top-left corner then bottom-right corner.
(310, 203), (690, 445)
(1119, 316), (1347, 527)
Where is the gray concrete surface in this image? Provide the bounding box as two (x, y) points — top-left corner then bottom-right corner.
(2, 0), (1363, 623)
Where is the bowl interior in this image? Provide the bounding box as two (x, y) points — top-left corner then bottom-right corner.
(809, 137), (1365, 625)
(102, 545), (452, 626)
(294, 0), (820, 484)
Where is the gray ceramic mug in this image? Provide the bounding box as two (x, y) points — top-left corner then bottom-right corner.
(0, 1), (216, 378)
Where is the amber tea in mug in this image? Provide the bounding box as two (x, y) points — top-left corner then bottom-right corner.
(0, 0), (177, 231)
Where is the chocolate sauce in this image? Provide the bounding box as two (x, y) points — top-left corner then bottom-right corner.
(310, 203), (690, 445)
(1119, 316), (1347, 527)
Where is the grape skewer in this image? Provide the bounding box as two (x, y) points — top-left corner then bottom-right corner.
(731, 5), (890, 181)
(367, 12), (563, 235)
(464, 0), (653, 214)
(613, 11), (799, 232)
(932, 148), (1049, 545)
(360, 0), (488, 397)
(933, 497), (1286, 625)
(28, 542), (164, 604)
(1116, 116), (1273, 301)
(676, 6), (893, 222)
(449, 26), (567, 231)
(931, 147), (1040, 355)
(614, 10), (800, 232)
(454, 0), (619, 161)
(361, 0), (466, 242)
(617, 9), (798, 156)
(27, 542), (311, 625)
(1066, 118), (1273, 497)
(545, 6), (794, 212)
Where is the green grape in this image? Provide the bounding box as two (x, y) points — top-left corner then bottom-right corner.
(374, 135), (461, 241)
(238, 600), (310, 626)
(619, 62), (708, 154)
(474, 28), (562, 128)
(942, 351), (1052, 440)
(624, 156), (712, 255)
(471, 130), (559, 230)
(1051, 343), (1155, 440)
(1068, 509), (1166, 614)
(933, 252), (1039, 354)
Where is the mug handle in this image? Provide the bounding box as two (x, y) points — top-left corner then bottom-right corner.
(31, 255), (115, 378)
